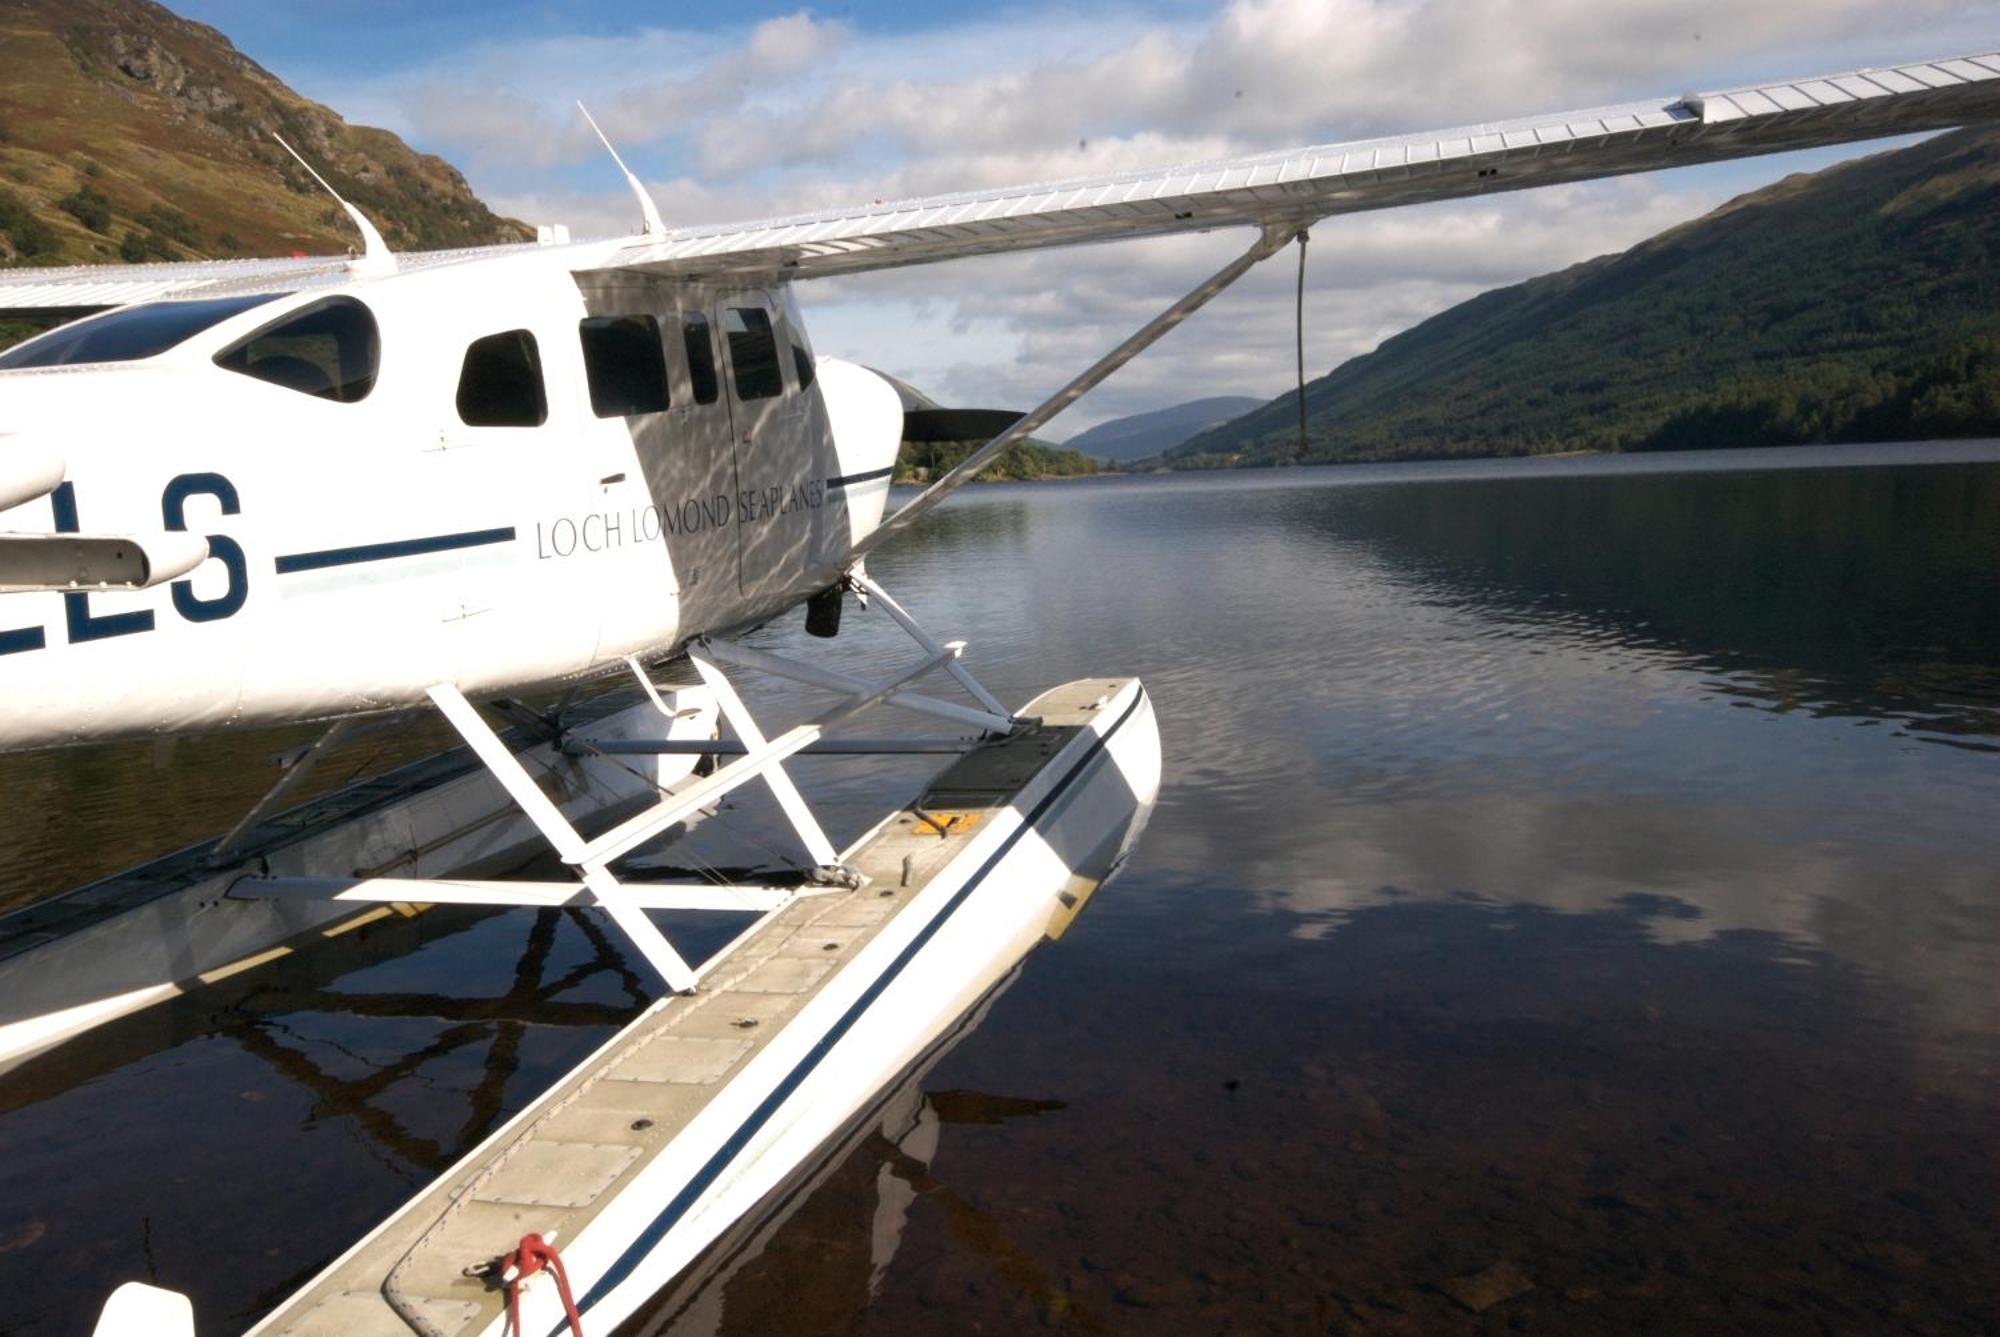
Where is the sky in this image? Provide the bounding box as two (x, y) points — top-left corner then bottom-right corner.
(172, 0), (2000, 438)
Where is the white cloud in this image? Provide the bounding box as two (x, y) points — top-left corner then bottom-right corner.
(313, 0), (2000, 435)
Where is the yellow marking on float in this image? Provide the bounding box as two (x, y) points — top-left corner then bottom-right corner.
(912, 808), (985, 838)
(196, 944), (293, 985)
(323, 905), (397, 937)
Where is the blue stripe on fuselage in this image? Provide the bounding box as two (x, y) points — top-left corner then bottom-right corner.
(273, 527), (516, 574)
(825, 466), (893, 489)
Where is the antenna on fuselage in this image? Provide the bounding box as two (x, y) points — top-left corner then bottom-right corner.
(272, 135), (397, 276)
(576, 102), (666, 237)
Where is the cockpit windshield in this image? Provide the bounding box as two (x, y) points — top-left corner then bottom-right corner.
(0, 293), (286, 369)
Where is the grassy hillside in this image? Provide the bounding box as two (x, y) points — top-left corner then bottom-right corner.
(0, 0), (527, 269)
(1171, 126), (2000, 468)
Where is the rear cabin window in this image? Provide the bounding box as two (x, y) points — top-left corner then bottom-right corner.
(456, 329), (546, 427)
(212, 296), (379, 402)
(790, 337), (816, 391)
(682, 313), (719, 405)
(579, 315), (669, 417)
(723, 307), (782, 401)
(0, 293), (283, 369)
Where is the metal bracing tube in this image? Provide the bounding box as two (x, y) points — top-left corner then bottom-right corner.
(852, 222), (1300, 558)
(848, 570), (1013, 720)
(687, 645), (844, 870)
(565, 737), (979, 756)
(425, 683), (700, 992)
(697, 637), (1014, 734)
(229, 876), (793, 914)
(580, 640), (958, 869)
(209, 718), (356, 862)
(580, 719), (823, 868)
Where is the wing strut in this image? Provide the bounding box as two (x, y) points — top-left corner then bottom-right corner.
(851, 222), (1301, 559)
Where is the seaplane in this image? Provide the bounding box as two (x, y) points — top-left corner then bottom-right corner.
(1, 45), (1996, 1337)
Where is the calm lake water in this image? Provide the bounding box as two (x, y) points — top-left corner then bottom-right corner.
(2, 440), (1997, 1334)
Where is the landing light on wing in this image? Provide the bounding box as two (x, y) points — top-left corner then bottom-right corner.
(0, 530), (209, 594)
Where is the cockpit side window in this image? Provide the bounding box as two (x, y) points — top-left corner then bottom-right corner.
(0, 293), (284, 369)
(579, 315), (669, 418)
(456, 329), (547, 427)
(682, 313), (720, 405)
(723, 307), (782, 401)
(213, 296), (379, 402)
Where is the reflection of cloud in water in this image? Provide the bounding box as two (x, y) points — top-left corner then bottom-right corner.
(1158, 784), (2000, 1038)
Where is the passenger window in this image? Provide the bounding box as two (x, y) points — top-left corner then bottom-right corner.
(791, 337), (816, 391)
(213, 296), (379, 402)
(456, 329), (546, 427)
(723, 307), (781, 401)
(579, 315), (669, 417)
(682, 314), (719, 405)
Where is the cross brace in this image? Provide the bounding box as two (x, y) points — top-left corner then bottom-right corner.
(232, 578), (1018, 999)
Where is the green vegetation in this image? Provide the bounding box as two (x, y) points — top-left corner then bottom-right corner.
(1170, 126), (2000, 469)
(56, 182), (111, 231)
(117, 227), (173, 261)
(0, 186), (59, 261)
(137, 202), (199, 247)
(896, 436), (1105, 483)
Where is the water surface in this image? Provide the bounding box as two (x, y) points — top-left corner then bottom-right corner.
(1, 440), (1996, 1334)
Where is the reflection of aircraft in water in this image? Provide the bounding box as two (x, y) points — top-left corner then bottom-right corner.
(0, 902), (658, 1334)
(0, 46), (1993, 1337)
(628, 966), (1095, 1337)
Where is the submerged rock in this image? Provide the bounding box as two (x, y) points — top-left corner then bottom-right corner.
(1440, 1260), (1533, 1313)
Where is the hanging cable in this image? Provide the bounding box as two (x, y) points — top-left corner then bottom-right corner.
(1294, 228), (1310, 461)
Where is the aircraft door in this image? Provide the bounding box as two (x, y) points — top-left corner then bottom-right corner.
(652, 300), (742, 630)
(571, 277), (742, 635)
(716, 290), (828, 608)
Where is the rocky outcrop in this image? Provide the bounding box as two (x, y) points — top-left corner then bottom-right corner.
(0, 0), (528, 264)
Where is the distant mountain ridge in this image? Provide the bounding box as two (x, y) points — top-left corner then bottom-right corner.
(1169, 126), (2000, 468)
(1063, 395), (1265, 461)
(0, 0), (527, 269)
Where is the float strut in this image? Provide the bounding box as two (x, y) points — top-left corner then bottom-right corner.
(426, 684), (700, 993)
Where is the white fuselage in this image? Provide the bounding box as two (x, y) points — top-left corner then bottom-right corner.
(0, 244), (905, 752)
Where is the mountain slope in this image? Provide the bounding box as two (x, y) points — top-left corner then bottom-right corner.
(0, 0), (527, 268)
(1172, 126), (2000, 468)
(1064, 395), (1265, 462)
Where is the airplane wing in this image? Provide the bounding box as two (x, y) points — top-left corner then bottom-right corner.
(0, 49), (1995, 316)
(604, 51), (2000, 280)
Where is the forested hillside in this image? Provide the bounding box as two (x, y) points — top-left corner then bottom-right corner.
(1171, 126), (2000, 468)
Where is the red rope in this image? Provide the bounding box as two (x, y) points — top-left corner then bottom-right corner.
(501, 1233), (584, 1337)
